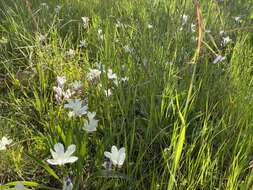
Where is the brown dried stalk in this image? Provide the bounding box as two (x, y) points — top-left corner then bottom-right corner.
(24, 0), (38, 31)
(191, 0), (204, 64)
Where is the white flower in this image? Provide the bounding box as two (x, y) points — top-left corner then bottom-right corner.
(71, 80), (82, 91)
(234, 16), (241, 22)
(79, 40), (87, 48)
(53, 86), (63, 96)
(104, 146), (126, 167)
(123, 45), (133, 53)
(57, 76), (66, 87)
(147, 24), (153, 29)
(95, 62), (105, 70)
(219, 30), (225, 35)
(38, 34), (47, 42)
(53, 86), (73, 102)
(66, 49), (75, 57)
(98, 29), (103, 35)
(191, 36), (198, 41)
(223, 36), (232, 45)
(121, 77), (129, 82)
(63, 177), (73, 190)
(0, 36), (8, 44)
(182, 14), (188, 25)
(15, 183), (24, 190)
(41, 3), (49, 9)
(55, 5), (62, 13)
(213, 55), (226, 64)
(53, 86), (63, 102)
(81, 17), (90, 28)
(191, 23), (196, 32)
(98, 29), (104, 40)
(205, 29), (211, 33)
(64, 99), (88, 117)
(114, 38), (119, 43)
(87, 69), (101, 81)
(115, 20), (124, 28)
(107, 69), (117, 80)
(83, 112), (98, 132)
(63, 89), (73, 100)
(104, 89), (112, 97)
(47, 143), (78, 165)
(0, 136), (12, 150)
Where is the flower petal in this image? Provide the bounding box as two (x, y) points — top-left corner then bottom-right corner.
(104, 151), (111, 159)
(65, 144), (76, 158)
(0, 143), (6, 150)
(119, 147), (125, 155)
(65, 156), (78, 164)
(47, 159), (59, 165)
(54, 143), (65, 154)
(111, 146), (119, 164)
(118, 152), (126, 166)
(111, 145), (118, 154)
(50, 149), (58, 159)
(15, 183), (24, 190)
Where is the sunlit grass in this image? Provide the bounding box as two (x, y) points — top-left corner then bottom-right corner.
(1, 0), (253, 189)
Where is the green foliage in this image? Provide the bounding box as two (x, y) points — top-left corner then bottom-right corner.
(1, 0), (253, 189)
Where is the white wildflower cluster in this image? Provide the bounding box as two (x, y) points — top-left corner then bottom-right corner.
(179, 14), (198, 36)
(53, 76), (83, 103)
(86, 63), (128, 97)
(48, 102), (126, 167)
(53, 76), (72, 103)
(64, 99), (88, 117)
(105, 68), (128, 96)
(63, 98), (99, 132)
(87, 68), (101, 82)
(46, 143), (126, 188)
(71, 80), (82, 92)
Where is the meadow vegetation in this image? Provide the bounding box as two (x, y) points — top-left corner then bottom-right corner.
(0, 0), (253, 189)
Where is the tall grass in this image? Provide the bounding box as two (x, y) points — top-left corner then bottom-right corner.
(0, 0), (253, 189)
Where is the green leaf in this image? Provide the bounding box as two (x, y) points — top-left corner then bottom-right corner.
(56, 124), (66, 143)
(1, 181), (59, 190)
